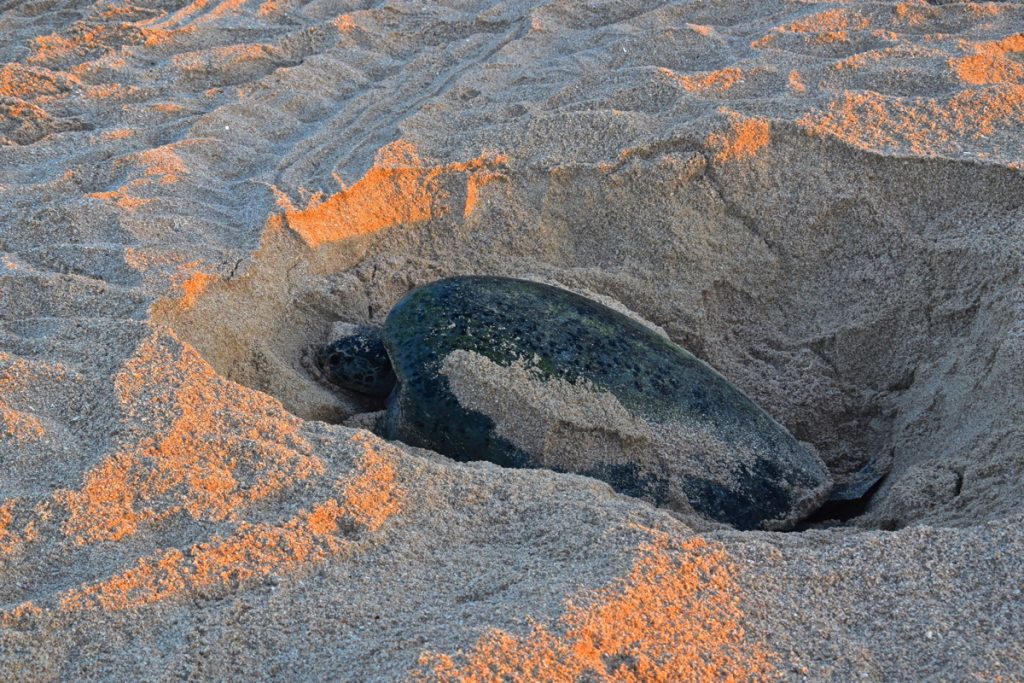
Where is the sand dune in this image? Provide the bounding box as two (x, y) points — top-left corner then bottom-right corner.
(1, 0), (1022, 680)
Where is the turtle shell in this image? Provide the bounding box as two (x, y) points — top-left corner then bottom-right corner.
(378, 276), (830, 530)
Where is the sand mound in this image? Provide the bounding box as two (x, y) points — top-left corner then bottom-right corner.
(1, 0), (1022, 680)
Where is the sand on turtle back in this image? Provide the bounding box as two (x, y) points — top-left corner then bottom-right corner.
(377, 276), (831, 531)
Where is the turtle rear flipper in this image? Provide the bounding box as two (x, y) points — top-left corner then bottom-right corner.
(801, 464), (887, 526)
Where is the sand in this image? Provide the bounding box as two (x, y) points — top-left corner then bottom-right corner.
(1, 0), (1022, 680)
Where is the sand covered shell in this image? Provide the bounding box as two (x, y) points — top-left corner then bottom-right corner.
(324, 276), (831, 530)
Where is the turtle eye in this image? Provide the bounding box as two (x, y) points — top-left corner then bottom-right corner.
(327, 353), (342, 367)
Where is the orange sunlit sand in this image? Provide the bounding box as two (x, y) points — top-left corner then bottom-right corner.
(417, 535), (776, 682)
(281, 141), (508, 247)
(59, 432), (402, 612)
(2, 331), (404, 613)
(1, 0), (1023, 679)
(61, 331), (325, 543)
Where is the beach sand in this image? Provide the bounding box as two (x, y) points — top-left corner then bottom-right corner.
(1, 0), (1022, 680)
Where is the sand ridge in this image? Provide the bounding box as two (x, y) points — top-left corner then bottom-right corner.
(440, 349), (828, 529)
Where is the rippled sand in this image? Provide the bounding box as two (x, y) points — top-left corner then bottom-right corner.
(1, 1), (1022, 680)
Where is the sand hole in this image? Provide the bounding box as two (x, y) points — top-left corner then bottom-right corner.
(159, 129), (1024, 531)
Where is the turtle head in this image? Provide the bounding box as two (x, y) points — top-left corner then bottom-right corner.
(315, 325), (397, 398)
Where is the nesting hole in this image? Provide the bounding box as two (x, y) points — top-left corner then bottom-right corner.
(159, 128), (1024, 530)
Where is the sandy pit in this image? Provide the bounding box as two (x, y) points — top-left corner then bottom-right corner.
(1, 0), (1022, 680)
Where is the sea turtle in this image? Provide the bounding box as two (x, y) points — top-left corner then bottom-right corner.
(315, 276), (831, 530)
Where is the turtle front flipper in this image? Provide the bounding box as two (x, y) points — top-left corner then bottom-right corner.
(316, 325), (397, 398)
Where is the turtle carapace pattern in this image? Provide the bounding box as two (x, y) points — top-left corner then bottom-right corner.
(316, 276), (831, 530)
